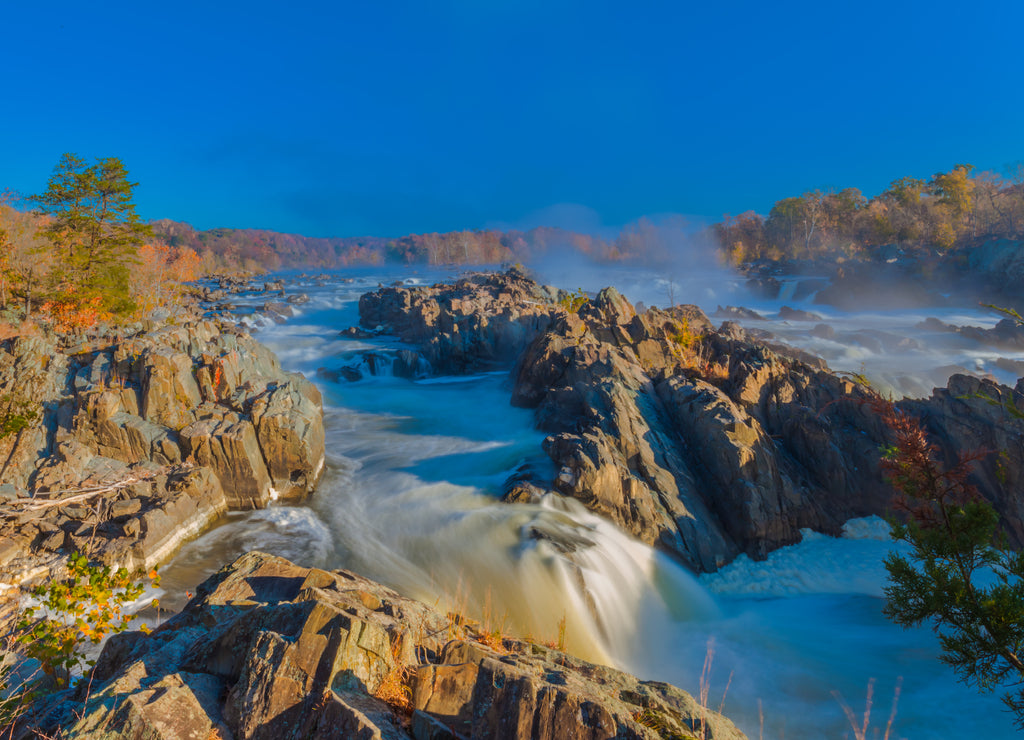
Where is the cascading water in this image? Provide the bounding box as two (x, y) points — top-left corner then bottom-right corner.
(155, 268), (1019, 738)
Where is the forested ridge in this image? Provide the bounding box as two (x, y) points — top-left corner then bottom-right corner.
(150, 163), (1024, 272)
(6, 158), (1023, 316)
(149, 219), (689, 271)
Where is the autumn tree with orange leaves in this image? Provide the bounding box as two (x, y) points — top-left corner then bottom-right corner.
(132, 242), (200, 313)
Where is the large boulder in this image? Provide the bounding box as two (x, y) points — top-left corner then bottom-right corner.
(358, 267), (562, 374)
(43, 552), (746, 740)
(505, 279), (1022, 570)
(251, 381), (326, 500)
(180, 416), (272, 509)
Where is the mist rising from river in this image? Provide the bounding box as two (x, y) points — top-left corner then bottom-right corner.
(528, 249), (1024, 397)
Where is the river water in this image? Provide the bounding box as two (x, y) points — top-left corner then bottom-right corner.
(156, 266), (1020, 739)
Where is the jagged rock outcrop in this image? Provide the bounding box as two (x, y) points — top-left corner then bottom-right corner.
(29, 551), (745, 740)
(0, 319), (325, 609)
(512, 286), (1024, 570)
(356, 267), (563, 374)
(349, 269), (1024, 571)
(965, 238), (1024, 300)
(917, 315), (1024, 350)
(509, 287), (891, 570)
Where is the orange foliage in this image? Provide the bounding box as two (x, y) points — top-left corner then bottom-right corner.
(133, 243), (201, 313)
(40, 295), (109, 332)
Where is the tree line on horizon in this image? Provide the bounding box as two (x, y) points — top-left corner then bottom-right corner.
(155, 163), (1024, 272)
(149, 217), (691, 271)
(714, 163), (1024, 264)
(5, 156), (1024, 329)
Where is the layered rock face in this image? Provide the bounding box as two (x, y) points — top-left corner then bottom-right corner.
(357, 267), (563, 374)
(0, 319), (325, 596)
(509, 288), (895, 571)
(44, 551), (744, 740)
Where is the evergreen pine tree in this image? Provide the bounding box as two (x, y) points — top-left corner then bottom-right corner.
(35, 153), (151, 314)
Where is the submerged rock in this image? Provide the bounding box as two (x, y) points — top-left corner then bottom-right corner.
(39, 551), (746, 740)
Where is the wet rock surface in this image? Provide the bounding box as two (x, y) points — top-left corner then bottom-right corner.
(0, 318), (325, 612)
(514, 289), (1024, 570)
(29, 551), (745, 740)
(510, 288), (894, 571)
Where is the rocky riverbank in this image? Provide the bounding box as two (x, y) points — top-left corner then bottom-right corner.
(24, 551), (745, 740)
(0, 314), (325, 620)
(354, 267), (1024, 572)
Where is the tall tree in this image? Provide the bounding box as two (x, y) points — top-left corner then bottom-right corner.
(0, 201), (52, 317)
(929, 164), (976, 246)
(35, 154), (151, 314)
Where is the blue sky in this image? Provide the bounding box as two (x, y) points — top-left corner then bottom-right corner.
(4, 1), (1022, 237)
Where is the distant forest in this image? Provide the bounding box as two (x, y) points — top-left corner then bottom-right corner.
(150, 218), (690, 272)
(7, 162), (1023, 289)
(152, 163), (1024, 273)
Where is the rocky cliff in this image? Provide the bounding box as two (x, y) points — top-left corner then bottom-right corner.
(0, 318), (325, 613)
(26, 551), (745, 740)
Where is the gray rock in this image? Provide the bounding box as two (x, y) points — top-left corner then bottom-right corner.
(56, 552), (746, 740)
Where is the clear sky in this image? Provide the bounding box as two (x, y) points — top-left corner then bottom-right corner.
(4, 1), (1023, 238)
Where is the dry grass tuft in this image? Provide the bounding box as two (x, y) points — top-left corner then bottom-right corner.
(832, 676), (903, 740)
(372, 633), (412, 714)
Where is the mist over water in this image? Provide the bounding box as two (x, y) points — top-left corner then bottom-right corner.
(529, 248), (1024, 398)
(156, 266), (1019, 738)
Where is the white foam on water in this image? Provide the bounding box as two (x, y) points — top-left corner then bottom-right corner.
(705, 517), (903, 599)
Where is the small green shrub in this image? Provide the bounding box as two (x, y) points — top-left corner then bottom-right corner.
(17, 552), (159, 689)
(0, 391), (38, 441)
(558, 288), (589, 314)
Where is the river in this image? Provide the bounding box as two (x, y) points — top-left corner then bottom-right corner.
(155, 266), (1020, 739)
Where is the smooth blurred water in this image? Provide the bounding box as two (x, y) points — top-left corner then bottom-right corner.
(156, 267), (1019, 739)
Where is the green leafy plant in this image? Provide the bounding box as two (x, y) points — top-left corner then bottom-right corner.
(558, 288), (589, 314)
(878, 401), (1024, 726)
(0, 390), (38, 441)
(16, 552), (159, 689)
